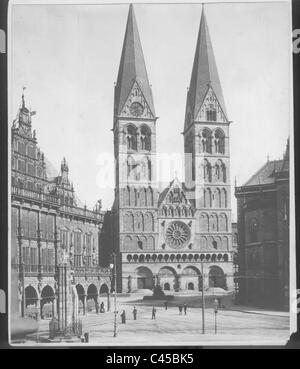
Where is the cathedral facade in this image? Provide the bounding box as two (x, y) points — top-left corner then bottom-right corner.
(110, 5), (234, 293)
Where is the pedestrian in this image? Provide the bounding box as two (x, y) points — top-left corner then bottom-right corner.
(183, 303), (187, 315)
(100, 301), (105, 313)
(164, 301), (168, 310)
(179, 305), (182, 315)
(133, 306), (137, 320)
(120, 309), (126, 324)
(152, 306), (156, 320)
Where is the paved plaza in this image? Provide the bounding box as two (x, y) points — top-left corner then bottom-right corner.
(35, 294), (290, 346)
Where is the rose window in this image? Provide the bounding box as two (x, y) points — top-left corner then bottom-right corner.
(165, 221), (191, 249)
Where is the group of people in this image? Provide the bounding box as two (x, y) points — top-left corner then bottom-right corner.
(119, 302), (188, 324)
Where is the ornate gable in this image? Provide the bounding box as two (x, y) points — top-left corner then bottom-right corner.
(195, 87), (227, 123)
(159, 178), (190, 208)
(119, 81), (155, 119)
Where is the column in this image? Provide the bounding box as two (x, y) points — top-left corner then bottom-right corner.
(83, 295), (87, 315)
(52, 298), (57, 318)
(36, 298), (41, 320)
(107, 292), (110, 312)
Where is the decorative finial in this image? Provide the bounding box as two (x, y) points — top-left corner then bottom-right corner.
(22, 86), (26, 108)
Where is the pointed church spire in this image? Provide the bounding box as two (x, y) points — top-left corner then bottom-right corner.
(114, 4), (155, 117)
(187, 6), (227, 120)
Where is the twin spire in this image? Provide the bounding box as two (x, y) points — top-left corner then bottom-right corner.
(187, 7), (227, 121)
(114, 4), (155, 117)
(115, 4), (227, 122)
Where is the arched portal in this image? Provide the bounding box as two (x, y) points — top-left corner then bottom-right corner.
(158, 266), (177, 291)
(24, 286), (38, 319)
(76, 284), (85, 315)
(182, 266), (202, 291)
(99, 283), (110, 313)
(87, 284), (98, 312)
(136, 266), (153, 290)
(40, 285), (55, 319)
(209, 266), (226, 289)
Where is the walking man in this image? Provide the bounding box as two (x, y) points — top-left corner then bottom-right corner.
(120, 309), (126, 324)
(152, 306), (156, 320)
(183, 303), (187, 315)
(179, 305), (182, 315)
(133, 306), (137, 320)
(164, 301), (168, 310)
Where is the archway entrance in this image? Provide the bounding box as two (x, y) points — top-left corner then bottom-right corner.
(182, 266), (202, 291)
(99, 283), (110, 312)
(87, 284), (98, 313)
(135, 267), (153, 290)
(209, 266), (226, 289)
(76, 284), (85, 315)
(25, 286), (38, 319)
(158, 266), (177, 291)
(40, 285), (55, 319)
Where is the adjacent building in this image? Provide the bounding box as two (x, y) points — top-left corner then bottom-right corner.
(235, 141), (289, 309)
(11, 95), (111, 319)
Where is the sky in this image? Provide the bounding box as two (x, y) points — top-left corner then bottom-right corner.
(9, 0), (291, 220)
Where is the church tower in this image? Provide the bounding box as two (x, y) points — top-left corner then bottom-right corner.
(113, 5), (158, 291)
(183, 7), (233, 284)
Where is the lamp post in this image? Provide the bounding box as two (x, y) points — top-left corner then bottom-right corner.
(109, 253), (117, 338)
(201, 262), (205, 334)
(213, 298), (218, 334)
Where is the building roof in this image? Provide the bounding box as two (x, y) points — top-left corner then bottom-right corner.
(243, 160), (283, 186)
(187, 7), (227, 120)
(114, 4), (155, 117)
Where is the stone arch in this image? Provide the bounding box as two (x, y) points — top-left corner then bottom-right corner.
(145, 211), (154, 232)
(76, 284), (85, 314)
(214, 188), (221, 208)
(201, 128), (212, 153)
(209, 265), (226, 289)
(200, 213), (209, 232)
(203, 159), (212, 182)
(182, 266), (202, 291)
(87, 283), (98, 312)
(99, 283), (110, 312)
(200, 236), (207, 249)
(40, 285), (55, 319)
(140, 125), (151, 151)
(219, 213), (228, 232)
(136, 266), (153, 290)
(221, 188), (227, 208)
(204, 188), (212, 208)
(126, 124), (137, 150)
(124, 212), (134, 232)
(213, 128), (225, 154)
(158, 266), (177, 291)
(223, 236), (229, 250)
(147, 187), (153, 206)
(210, 213), (218, 232)
(134, 212), (144, 232)
(25, 285), (38, 308)
(124, 235), (132, 249)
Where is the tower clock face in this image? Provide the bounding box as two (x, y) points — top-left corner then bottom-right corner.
(130, 102), (144, 117)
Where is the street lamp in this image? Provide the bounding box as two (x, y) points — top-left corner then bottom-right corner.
(110, 253), (117, 338)
(213, 298), (218, 334)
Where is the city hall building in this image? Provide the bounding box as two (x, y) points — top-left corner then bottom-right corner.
(107, 5), (234, 293)
(11, 95), (111, 319)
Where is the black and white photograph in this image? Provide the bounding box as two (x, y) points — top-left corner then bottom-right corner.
(7, 0), (296, 347)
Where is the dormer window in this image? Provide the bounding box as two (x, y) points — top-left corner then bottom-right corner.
(206, 105), (217, 121)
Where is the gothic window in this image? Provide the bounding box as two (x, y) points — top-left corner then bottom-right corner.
(201, 129), (212, 153)
(140, 125), (151, 151)
(206, 105), (217, 121)
(60, 229), (69, 249)
(147, 187), (153, 206)
(200, 213), (209, 232)
(214, 188), (221, 208)
(210, 214), (218, 232)
(126, 125), (137, 150)
(221, 163), (226, 182)
(215, 163), (220, 181)
(204, 188), (212, 208)
(74, 231), (82, 267)
(203, 159), (212, 182)
(221, 188), (227, 208)
(212, 239), (218, 250)
(214, 129), (225, 154)
(137, 240), (143, 250)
